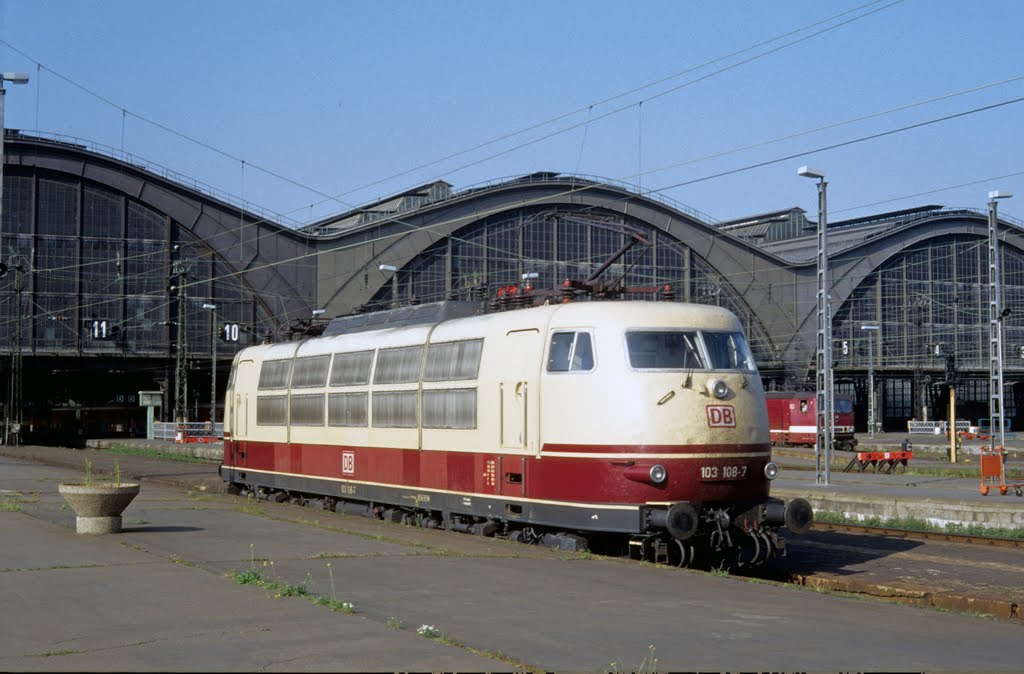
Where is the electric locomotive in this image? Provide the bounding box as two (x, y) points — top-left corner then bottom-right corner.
(220, 299), (812, 568)
(765, 392), (858, 452)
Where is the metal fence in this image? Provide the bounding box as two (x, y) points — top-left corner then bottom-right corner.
(153, 421), (222, 443)
(906, 420), (971, 435)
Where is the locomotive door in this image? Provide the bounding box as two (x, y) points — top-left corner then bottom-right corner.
(500, 328), (542, 452)
(231, 359), (255, 466)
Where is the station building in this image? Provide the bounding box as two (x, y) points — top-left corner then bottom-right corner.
(2, 131), (1022, 442)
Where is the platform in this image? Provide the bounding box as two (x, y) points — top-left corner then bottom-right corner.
(1, 442), (1023, 672)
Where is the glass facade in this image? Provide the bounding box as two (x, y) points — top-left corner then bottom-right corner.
(832, 235), (1024, 430)
(365, 206), (775, 367)
(0, 171), (276, 434)
(4, 150), (1022, 438)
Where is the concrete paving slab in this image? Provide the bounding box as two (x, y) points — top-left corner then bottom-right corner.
(0, 512), (506, 673)
(3, 446), (1024, 671)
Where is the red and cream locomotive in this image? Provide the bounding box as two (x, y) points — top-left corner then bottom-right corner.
(220, 299), (812, 567)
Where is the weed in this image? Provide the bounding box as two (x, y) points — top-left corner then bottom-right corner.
(235, 492), (263, 515)
(30, 648), (87, 658)
(709, 562), (731, 577)
(313, 596), (356, 612)
(417, 624), (441, 639)
(0, 500), (22, 512)
(234, 569), (262, 585)
(611, 644), (659, 674)
(275, 582), (309, 598)
(386, 616), (404, 630)
(96, 446), (216, 464)
(84, 459), (92, 485)
(814, 510), (1024, 539)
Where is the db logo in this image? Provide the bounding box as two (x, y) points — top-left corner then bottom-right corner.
(706, 405), (736, 428)
(342, 451), (355, 475)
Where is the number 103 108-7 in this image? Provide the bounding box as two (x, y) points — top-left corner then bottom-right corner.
(700, 465), (748, 480)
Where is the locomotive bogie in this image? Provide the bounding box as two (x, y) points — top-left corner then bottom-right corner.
(222, 300), (811, 567)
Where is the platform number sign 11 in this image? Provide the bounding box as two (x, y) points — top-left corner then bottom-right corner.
(91, 319), (111, 339)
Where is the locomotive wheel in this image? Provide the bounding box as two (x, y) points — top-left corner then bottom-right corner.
(667, 538), (691, 568)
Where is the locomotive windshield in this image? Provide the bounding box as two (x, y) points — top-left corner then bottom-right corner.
(834, 398), (854, 414)
(626, 330), (756, 372)
(702, 331), (756, 371)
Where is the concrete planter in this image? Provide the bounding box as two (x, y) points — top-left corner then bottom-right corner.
(58, 483), (141, 534)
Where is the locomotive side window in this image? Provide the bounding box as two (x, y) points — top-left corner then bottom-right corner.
(290, 394), (325, 426)
(256, 395), (287, 425)
(328, 392), (368, 426)
(424, 339), (483, 381)
(374, 345), (424, 384)
(626, 331), (704, 369)
(547, 331), (594, 372)
(702, 331), (757, 371)
(330, 350), (373, 386)
(372, 391), (418, 428)
(257, 360), (292, 390)
(291, 355), (330, 388)
(423, 388), (477, 429)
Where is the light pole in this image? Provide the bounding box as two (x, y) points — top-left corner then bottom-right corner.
(202, 303), (217, 436)
(799, 165), (833, 484)
(861, 324), (880, 438)
(379, 264), (398, 308)
(0, 72), (29, 278)
(988, 190), (1013, 453)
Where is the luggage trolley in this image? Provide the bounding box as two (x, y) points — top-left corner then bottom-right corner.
(979, 446), (1024, 496)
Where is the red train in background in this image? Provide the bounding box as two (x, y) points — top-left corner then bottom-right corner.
(765, 392), (858, 452)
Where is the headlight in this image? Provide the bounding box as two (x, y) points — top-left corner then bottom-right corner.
(649, 464), (667, 484)
(707, 378), (729, 399)
(764, 461), (779, 480)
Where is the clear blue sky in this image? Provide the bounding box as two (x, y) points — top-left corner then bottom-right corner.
(2, 0), (1022, 226)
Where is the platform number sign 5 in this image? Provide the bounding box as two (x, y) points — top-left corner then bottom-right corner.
(706, 405), (736, 428)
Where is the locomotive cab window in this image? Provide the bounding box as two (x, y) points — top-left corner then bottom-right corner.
(547, 331), (594, 372)
(702, 331), (757, 371)
(626, 331), (705, 370)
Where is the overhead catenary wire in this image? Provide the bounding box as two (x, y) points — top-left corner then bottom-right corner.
(2, 92), (1021, 350)
(0, 0), (902, 223)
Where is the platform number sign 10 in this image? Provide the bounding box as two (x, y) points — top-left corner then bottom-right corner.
(219, 322), (241, 343)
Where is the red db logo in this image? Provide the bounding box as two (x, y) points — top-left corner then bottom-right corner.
(706, 405), (736, 428)
(342, 451), (355, 475)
